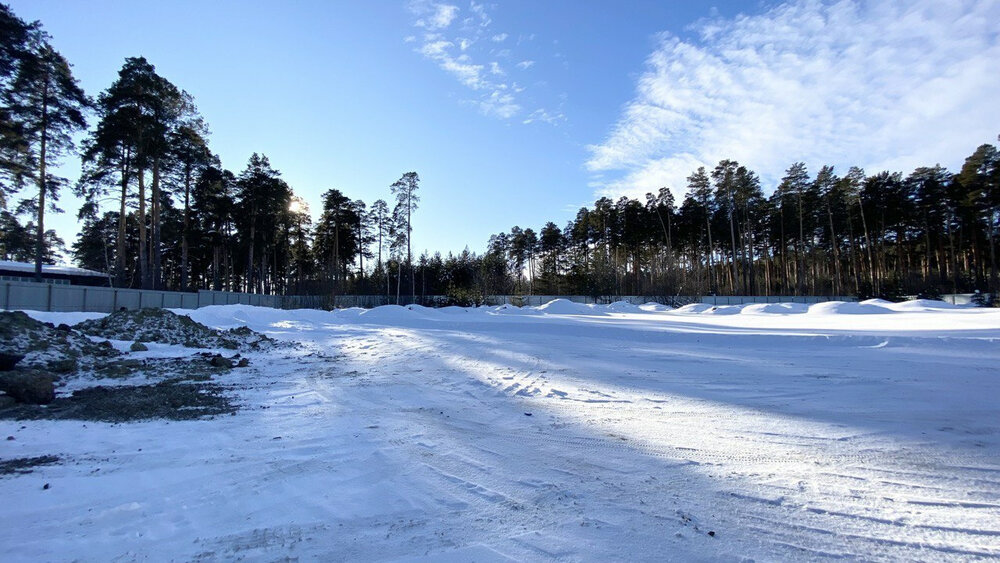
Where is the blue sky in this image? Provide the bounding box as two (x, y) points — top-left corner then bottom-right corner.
(7, 0), (1000, 259)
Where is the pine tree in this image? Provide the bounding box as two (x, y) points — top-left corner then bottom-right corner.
(6, 24), (88, 279)
(390, 172), (420, 302)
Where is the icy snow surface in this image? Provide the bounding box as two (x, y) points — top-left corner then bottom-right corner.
(3, 300), (1000, 561)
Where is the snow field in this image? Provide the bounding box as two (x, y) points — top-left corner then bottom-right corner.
(2, 300), (999, 561)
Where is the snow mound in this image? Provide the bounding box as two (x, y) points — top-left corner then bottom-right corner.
(704, 305), (744, 315)
(808, 301), (894, 315)
(331, 307), (366, 319)
(741, 303), (809, 315)
(606, 301), (641, 313)
(884, 299), (966, 312)
(675, 303), (715, 314)
(639, 302), (672, 312)
(490, 304), (539, 315)
(403, 304), (441, 319)
(358, 305), (411, 321)
(536, 299), (595, 315)
(437, 306), (472, 315)
(183, 305), (338, 336)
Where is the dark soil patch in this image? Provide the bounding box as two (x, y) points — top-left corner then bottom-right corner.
(0, 455), (60, 476)
(0, 381), (235, 422)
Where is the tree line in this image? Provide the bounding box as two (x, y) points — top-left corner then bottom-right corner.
(0, 4), (429, 299)
(479, 150), (998, 302)
(1, 4), (997, 303)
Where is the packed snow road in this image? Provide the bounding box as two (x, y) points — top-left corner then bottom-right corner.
(3, 299), (1000, 561)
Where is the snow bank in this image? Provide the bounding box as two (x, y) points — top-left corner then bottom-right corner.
(606, 301), (642, 313)
(437, 306), (472, 315)
(740, 303), (809, 315)
(883, 299), (967, 312)
(639, 302), (672, 312)
(535, 298), (595, 315)
(675, 303), (715, 314)
(183, 304), (334, 330)
(357, 304), (412, 322)
(808, 301), (894, 315)
(489, 303), (540, 316)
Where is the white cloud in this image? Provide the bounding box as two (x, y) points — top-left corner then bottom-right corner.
(587, 0), (1000, 202)
(523, 108), (565, 125)
(414, 3), (459, 30)
(479, 89), (520, 119)
(409, 0), (556, 122)
(515, 60), (535, 70)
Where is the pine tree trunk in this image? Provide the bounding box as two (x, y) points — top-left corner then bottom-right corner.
(797, 191), (806, 295)
(138, 169), (149, 289)
(151, 157), (162, 289)
(117, 152), (129, 288)
(181, 163), (191, 290)
(827, 203), (841, 295)
(34, 75), (49, 281)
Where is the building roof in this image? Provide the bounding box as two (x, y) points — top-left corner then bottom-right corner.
(0, 260), (108, 278)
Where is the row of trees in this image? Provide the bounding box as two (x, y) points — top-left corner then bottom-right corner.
(475, 146), (999, 300)
(1, 4), (86, 277)
(0, 4), (435, 298)
(2, 4), (996, 302)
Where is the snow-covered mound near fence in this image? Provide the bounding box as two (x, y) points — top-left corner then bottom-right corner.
(740, 302), (809, 315)
(535, 298), (596, 315)
(638, 302), (672, 312)
(605, 300), (642, 313)
(808, 300), (894, 315)
(883, 298), (968, 312)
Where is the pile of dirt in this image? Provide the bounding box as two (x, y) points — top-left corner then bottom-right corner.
(74, 309), (275, 351)
(0, 380), (235, 422)
(0, 311), (121, 374)
(1, 311), (250, 419)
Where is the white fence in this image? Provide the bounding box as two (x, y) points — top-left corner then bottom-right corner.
(0, 280), (280, 313)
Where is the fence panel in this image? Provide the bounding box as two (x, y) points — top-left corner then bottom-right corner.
(4, 278), (871, 314)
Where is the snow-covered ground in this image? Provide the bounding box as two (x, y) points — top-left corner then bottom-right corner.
(3, 299), (1000, 561)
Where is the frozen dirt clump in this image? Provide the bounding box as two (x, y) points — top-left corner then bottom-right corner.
(0, 311), (120, 372)
(0, 380), (235, 422)
(75, 308), (275, 351)
(0, 371), (55, 404)
(0, 455), (60, 476)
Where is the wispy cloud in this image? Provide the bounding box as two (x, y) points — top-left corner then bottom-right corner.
(523, 108), (565, 125)
(408, 1), (559, 123)
(414, 2), (459, 30)
(587, 0), (1000, 201)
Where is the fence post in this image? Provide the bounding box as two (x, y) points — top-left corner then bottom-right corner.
(46, 283), (53, 312)
(112, 289), (117, 312)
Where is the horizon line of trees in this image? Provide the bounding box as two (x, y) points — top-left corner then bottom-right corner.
(2, 4), (997, 304)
